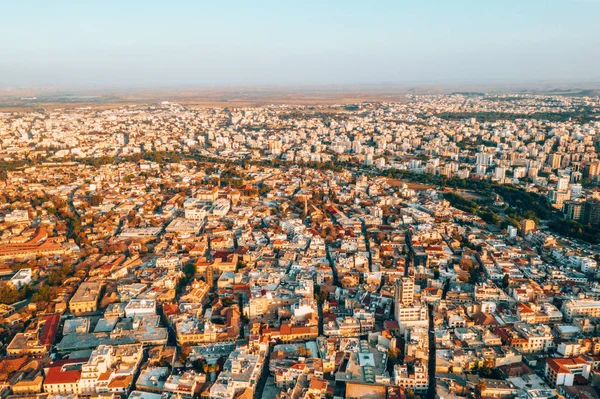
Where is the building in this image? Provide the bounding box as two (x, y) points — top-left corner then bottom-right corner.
(0, 226), (67, 260)
(79, 344), (143, 395)
(7, 313), (60, 357)
(395, 277), (415, 306)
(519, 219), (535, 237)
(549, 153), (562, 169)
(9, 268), (32, 289)
(545, 356), (591, 387)
(4, 209), (29, 223)
(587, 161), (600, 180)
(476, 152), (493, 166)
(184, 205), (208, 221)
(583, 198), (600, 227)
(209, 343), (267, 399)
(125, 299), (156, 318)
(478, 378), (519, 398)
(562, 299), (600, 321)
(43, 360), (84, 395)
(395, 304), (428, 333)
(563, 200), (584, 221)
(494, 166), (506, 180)
(393, 361), (428, 393)
(69, 282), (102, 315)
(165, 218), (204, 234)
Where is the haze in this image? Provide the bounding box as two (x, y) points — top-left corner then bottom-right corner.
(1, 0), (600, 88)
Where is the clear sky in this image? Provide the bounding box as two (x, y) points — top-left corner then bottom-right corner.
(1, 0), (599, 88)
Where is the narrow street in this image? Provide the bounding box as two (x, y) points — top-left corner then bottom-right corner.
(426, 303), (436, 399)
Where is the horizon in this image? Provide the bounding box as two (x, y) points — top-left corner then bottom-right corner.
(2, 0), (600, 88)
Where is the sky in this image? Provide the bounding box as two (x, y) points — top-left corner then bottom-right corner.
(1, 0), (599, 88)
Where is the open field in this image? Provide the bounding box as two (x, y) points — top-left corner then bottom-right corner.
(0, 86), (415, 111)
(455, 189), (488, 200)
(386, 178), (433, 190)
(3, 81), (599, 112)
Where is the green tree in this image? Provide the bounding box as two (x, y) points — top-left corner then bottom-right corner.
(501, 274), (510, 289)
(183, 263), (196, 279)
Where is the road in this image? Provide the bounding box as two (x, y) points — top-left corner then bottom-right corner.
(426, 303), (436, 399)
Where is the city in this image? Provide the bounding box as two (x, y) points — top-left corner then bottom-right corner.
(2, 1), (600, 399)
(0, 93), (599, 399)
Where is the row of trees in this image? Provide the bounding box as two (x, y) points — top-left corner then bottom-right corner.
(436, 110), (600, 123)
(548, 219), (600, 244)
(0, 284), (31, 305)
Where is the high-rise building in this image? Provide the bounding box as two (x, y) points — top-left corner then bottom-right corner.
(494, 166), (506, 180)
(395, 277), (415, 307)
(528, 167), (539, 179)
(476, 152), (493, 166)
(352, 138), (362, 154)
(557, 176), (570, 191)
(548, 153), (562, 169)
(587, 162), (600, 180)
(563, 200), (584, 221)
(520, 219), (535, 237)
(583, 198), (600, 227)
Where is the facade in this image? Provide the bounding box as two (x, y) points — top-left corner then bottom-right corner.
(69, 282), (102, 315)
(394, 277), (415, 306)
(393, 361), (428, 392)
(545, 356), (591, 387)
(562, 299), (600, 322)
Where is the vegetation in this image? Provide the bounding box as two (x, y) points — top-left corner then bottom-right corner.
(443, 192), (478, 213)
(0, 284), (31, 304)
(548, 219), (600, 244)
(437, 111), (600, 123)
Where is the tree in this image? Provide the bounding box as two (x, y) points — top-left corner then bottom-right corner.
(460, 257), (473, 270)
(89, 194), (103, 206)
(387, 347), (400, 364)
(0, 284), (29, 304)
(476, 380), (487, 397)
(479, 362), (492, 377)
(32, 285), (52, 303)
(179, 345), (191, 363)
(296, 346), (312, 357)
(469, 268), (481, 285)
(501, 274), (510, 289)
(183, 263), (196, 279)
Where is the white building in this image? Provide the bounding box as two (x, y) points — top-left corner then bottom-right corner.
(209, 343), (267, 399)
(4, 209), (29, 223)
(562, 299), (600, 321)
(125, 299), (156, 318)
(9, 268), (32, 289)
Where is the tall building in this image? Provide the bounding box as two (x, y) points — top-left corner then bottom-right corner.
(583, 198), (600, 227)
(548, 153), (562, 169)
(563, 200), (584, 221)
(528, 167), (539, 179)
(364, 148), (374, 166)
(520, 219), (535, 237)
(494, 166), (506, 180)
(557, 176), (570, 191)
(476, 152), (493, 166)
(548, 190), (570, 209)
(394, 303), (428, 333)
(352, 138), (362, 154)
(395, 277), (415, 307)
(587, 162), (600, 180)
